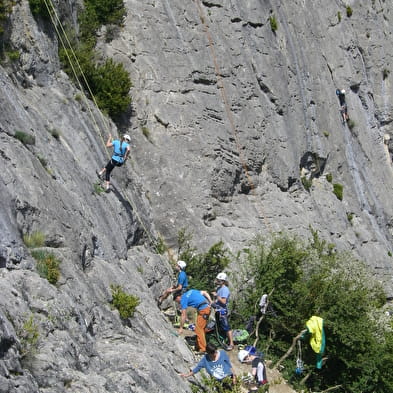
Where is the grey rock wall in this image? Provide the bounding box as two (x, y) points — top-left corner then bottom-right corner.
(0, 0), (393, 392)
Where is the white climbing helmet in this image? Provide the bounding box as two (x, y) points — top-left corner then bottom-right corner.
(177, 260), (186, 270)
(123, 134), (131, 141)
(216, 272), (227, 281)
(238, 349), (250, 363)
(341, 89), (346, 94)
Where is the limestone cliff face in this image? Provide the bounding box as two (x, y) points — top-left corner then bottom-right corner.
(0, 0), (392, 392)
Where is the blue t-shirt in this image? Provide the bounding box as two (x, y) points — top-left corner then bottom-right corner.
(177, 270), (188, 290)
(180, 289), (209, 311)
(193, 350), (233, 380)
(216, 285), (230, 309)
(111, 140), (129, 163)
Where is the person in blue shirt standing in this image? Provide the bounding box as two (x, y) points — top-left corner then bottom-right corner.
(212, 272), (235, 350)
(97, 133), (131, 191)
(157, 260), (188, 306)
(180, 343), (236, 389)
(174, 289), (212, 353)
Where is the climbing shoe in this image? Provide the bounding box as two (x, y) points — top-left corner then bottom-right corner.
(96, 170), (103, 180)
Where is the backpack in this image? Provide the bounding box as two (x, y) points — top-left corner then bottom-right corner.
(232, 329), (250, 344)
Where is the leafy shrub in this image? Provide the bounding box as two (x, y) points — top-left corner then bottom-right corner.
(91, 58), (132, 117)
(29, 0), (51, 20)
(326, 173), (333, 183)
(5, 49), (20, 61)
(110, 284), (140, 319)
(232, 231), (390, 393)
(177, 229), (230, 291)
(337, 11), (341, 22)
(347, 119), (355, 130)
(31, 250), (61, 284)
(14, 130), (35, 145)
(346, 6), (353, 17)
(85, 0), (126, 26)
(19, 314), (39, 358)
(23, 231), (45, 248)
(269, 15), (278, 32)
(333, 183), (343, 200)
(346, 212), (354, 222)
(191, 371), (241, 392)
(93, 181), (105, 194)
(59, 44), (132, 120)
(155, 235), (167, 255)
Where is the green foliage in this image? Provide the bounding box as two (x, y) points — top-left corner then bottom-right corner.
(383, 68), (390, 80)
(29, 0), (51, 20)
(85, 0), (126, 26)
(388, 251), (392, 257)
(233, 231), (390, 393)
(177, 229), (230, 291)
(346, 6), (353, 17)
(23, 231), (45, 248)
(269, 15), (278, 32)
(19, 314), (40, 358)
(323, 131), (329, 138)
(325, 173), (333, 183)
(31, 250), (61, 285)
(110, 284), (140, 319)
(59, 42), (132, 120)
(5, 49), (20, 61)
(333, 183), (343, 201)
(93, 181), (105, 194)
(346, 212), (354, 223)
(190, 371), (241, 393)
(347, 119), (355, 130)
(91, 58), (132, 117)
(301, 176), (312, 191)
(337, 11), (342, 22)
(14, 130), (35, 145)
(155, 235), (167, 255)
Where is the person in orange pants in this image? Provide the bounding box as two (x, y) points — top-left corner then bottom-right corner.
(174, 289), (212, 353)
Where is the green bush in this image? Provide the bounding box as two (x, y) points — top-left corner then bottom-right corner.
(59, 44), (132, 120)
(333, 183), (343, 201)
(85, 0), (126, 26)
(269, 15), (278, 32)
(347, 119), (355, 130)
(23, 231), (45, 248)
(19, 314), (40, 358)
(346, 6), (353, 17)
(337, 11), (342, 22)
(92, 58), (132, 117)
(110, 284), (140, 319)
(326, 173), (333, 183)
(232, 231), (390, 393)
(31, 250), (61, 285)
(177, 229), (230, 291)
(14, 130), (35, 145)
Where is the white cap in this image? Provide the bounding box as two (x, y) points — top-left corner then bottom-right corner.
(123, 134), (131, 141)
(216, 272), (227, 281)
(177, 260), (186, 270)
(238, 349), (249, 363)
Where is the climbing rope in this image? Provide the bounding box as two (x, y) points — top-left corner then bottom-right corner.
(41, 0), (163, 250)
(194, 0), (271, 231)
(42, 0), (108, 152)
